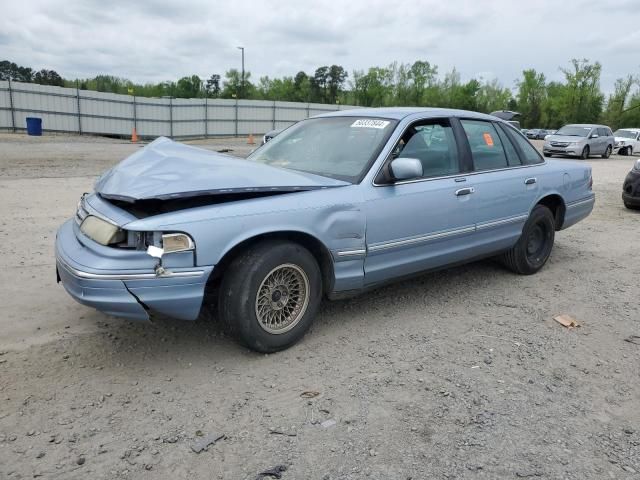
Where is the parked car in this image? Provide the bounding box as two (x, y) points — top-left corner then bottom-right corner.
(543, 124), (614, 159)
(56, 108), (595, 352)
(521, 129), (529, 136)
(613, 128), (640, 156)
(526, 129), (544, 139)
(623, 159), (640, 210)
(261, 128), (283, 145)
(490, 110), (521, 130)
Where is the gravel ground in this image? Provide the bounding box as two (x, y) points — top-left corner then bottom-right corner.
(0, 133), (639, 480)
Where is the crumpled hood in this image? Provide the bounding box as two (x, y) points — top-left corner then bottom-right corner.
(95, 137), (349, 202)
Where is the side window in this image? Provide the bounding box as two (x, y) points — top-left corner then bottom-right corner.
(597, 128), (607, 137)
(507, 127), (544, 165)
(460, 120), (509, 171)
(394, 121), (459, 178)
(495, 124), (521, 166)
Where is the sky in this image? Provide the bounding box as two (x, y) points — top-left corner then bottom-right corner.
(2, 0), (639, 93)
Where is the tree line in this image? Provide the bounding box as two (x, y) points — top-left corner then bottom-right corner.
(2, 58), (639, 130)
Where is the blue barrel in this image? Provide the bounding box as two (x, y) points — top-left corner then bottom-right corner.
(26, 117), (43, 136)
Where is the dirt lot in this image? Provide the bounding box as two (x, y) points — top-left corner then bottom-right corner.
(0, 133), (639, 480)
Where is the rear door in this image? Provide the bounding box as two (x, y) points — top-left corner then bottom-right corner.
(457, 119), (543, 253)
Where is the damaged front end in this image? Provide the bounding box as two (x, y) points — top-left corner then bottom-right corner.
(56, 193), (214, 322)
(56, 137), (351, 322)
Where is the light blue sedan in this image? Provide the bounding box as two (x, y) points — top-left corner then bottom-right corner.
(56, 108), (595, 352)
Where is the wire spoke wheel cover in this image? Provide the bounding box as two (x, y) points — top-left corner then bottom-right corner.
(255, 263), (310, 335)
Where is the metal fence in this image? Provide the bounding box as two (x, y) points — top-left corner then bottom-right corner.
(0, 80), (359, 138)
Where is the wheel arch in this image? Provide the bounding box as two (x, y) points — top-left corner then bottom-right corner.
(534, 193), (566, 230)
(207, 230), (335, 298)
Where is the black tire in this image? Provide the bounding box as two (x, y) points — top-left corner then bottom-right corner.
(543, 152), (551, 157)
(624, 201), (640, 210)
(580, 146), (590, 160)
(218, 240), (322, 353)
(602, 145), (612, 159)
(500, 205), (555, 275)
(628, 147), (633, 157)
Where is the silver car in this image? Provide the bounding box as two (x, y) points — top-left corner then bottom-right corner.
(543, 124), (614, 159)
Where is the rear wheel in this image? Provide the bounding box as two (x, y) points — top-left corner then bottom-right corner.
(624, 200), (640, 210)
(580, 146), (590, 160)
(218, 241), (322, 353)
(602, 145), (612, 159)
(500, 205), (555, 275)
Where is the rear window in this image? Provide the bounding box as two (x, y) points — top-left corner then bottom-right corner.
(508, 128), (544, 165)
(461, 120), (509, 171)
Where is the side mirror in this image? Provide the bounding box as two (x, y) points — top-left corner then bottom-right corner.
(590, 134), (599, 139)
(389, 157), (423, 181)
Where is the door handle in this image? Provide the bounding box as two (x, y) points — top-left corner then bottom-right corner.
(525, 177), (537, 185)
(455, 187), (475, 196)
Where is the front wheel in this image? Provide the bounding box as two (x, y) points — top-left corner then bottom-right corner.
(580, 146), (590, 160)
(218, 241), (322, 353)
(602, 145), (612, 159)
(543, 152), (551, 157)
(500, 205), (555, 275)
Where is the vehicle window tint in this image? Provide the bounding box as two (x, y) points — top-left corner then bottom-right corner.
(495, 124), (521, 166)
(395, 122), (459, 178)
(597, 128), (607, 136)
(508, 128), (544, 165)
(460, 120), (509, 171)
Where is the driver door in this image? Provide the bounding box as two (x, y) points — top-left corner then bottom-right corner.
(363, 118), (478, 285)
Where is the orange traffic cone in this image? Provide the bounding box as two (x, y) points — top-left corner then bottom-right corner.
(247, 134), (255, 145)
(131, 128), (138, 143)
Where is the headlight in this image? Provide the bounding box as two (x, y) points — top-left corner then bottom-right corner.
(568, 142), (578, 146)
(80, 216), (126, 245)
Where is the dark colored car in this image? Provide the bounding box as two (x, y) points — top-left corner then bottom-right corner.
(623, 159), (640, 210)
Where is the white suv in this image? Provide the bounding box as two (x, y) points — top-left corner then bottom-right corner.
(613, 128), (640, 156)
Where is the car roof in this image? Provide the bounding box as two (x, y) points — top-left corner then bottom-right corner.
(315, 107), (500, 122)
(616, 127), (640, 132)
(564, 123), (609, 128)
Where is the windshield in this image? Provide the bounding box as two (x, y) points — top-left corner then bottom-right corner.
(614, 129), (637, 139)
(555, 125), (592, 137)
(248, 117), (397, 183)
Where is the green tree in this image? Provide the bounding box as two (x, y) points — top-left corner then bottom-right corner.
(205, 74), (221, 97)
(221, 69), (254, 98)
(559, 59), (604, 124)
(0, 60), (33, 82)
(476, 79), (513, 113)
(175, 75), (203, 98)
(327, 65), (347, 104)
(602, 75), (638, 129)
(517, 69), (546, 128)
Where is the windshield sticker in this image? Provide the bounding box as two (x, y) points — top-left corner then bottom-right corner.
(351, 119), (390, 129)
(483, 132), (494, 147)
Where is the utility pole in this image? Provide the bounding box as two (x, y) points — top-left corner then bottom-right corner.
(237, 46), (245, 99)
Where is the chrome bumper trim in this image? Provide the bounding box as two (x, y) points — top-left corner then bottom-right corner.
(56, 256), (205, 280)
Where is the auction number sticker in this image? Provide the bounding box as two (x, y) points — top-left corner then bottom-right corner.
(483, 132), (494, 146)
(351, 119), (390, 129)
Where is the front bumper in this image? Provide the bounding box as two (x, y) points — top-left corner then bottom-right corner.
(55, 219), (214, 321)
(543, 145), (581, 156)
(623, 170), (640, 206)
